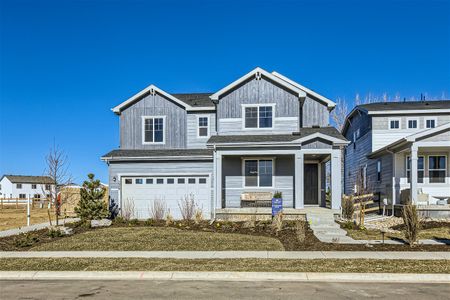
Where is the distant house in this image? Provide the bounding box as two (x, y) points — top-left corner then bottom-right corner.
(0, 175), (54, 199)
(342, 100), (450, 210)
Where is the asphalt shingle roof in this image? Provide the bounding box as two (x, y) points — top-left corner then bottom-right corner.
(1, 175), (53, 184)
(358, 100), (450, 111)
(171, 93), (215, 107)
(102, 149), (213, 158)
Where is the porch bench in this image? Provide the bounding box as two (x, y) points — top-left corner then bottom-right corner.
(241, 192), (273, 208)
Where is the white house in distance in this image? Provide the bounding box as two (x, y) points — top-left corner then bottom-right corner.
(0, 175), (54, 199)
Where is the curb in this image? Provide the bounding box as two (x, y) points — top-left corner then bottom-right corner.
(0, 271), (449, 283)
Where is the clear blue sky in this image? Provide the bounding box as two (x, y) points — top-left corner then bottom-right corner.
(1, 0), (449, 184)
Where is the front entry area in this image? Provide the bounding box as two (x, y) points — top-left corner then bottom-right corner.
(304, 163), (319, 205)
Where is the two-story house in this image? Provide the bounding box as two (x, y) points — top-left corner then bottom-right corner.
(343, 101), (450, 210)
(102, 68), (348, 219)
(0, 175), (54, 200)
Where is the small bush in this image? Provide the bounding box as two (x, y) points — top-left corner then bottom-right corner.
(129, 219), (139, 225)
(402, 202), (421, 247)
(194, 209), (203, 225)
(14, 234), (39, 248)
(271, 212), (283, 235)
(144, 219), (155, 226)
(149, 198), (167, 221)
(121, 198), (136, 221)
(178, 193), (196, 221)
(341, 196), (355, 220)
(113, 216), (126, 224)
(47, 227), (64, 238)
(273, 191), (282, 198)
(295, 220), (306, 243)
(165, 211), (174, 226)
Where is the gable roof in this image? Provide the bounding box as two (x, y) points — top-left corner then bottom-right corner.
(112, 85), (215, 114)
(209, 67), (307, 101)
(171, 93), (214, 107)
(271, 71), (336, 108)
(1, 175), (53, 184)
(101, 149), (213, 161)
(358, 100), (450, 113)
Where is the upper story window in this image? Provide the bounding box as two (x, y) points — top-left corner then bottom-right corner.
(142, 116), (165, 144)
(389, 118), (401, 130)
(376, 160), (382, 182)
(425, 118), (436, 129)
(16, 183), (22, 189)
(32, 184), (37, 189)
(407, 118), (418, 129)
(45, 184), (51, 190)
(243, 104), (274, 129)
(198, 116), (209, 137)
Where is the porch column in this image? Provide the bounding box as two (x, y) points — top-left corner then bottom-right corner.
(294, 151), (304, 209)
(331, 148), (342, 210)
(216, 152), (223, 209)
(410, 144), (418, 204)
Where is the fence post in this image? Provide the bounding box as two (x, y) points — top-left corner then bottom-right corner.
(16, 197), (18, 208)
(27, 195), (31, 227)
(1, 197), (3, 209)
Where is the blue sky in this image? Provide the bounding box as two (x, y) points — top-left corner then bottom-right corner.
(0, 0), (449, 184)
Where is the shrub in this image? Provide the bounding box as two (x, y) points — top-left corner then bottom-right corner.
(165, 210), (174, 226)
(121, 198), (136, 221)
(178, 193), (196, 221)
(75, 173), (109, 222)
(14, 234), (39, 248)
(271, 212), (283, 235)
(113, 216), (126, 224)
(194, 209), (203, 225)
(402, 202), (421, 247)
(48, 227), (63, 238)
(149, 197), (167, 221)
(341, 195), (355, 221)
(273, 191), (282, 198)
(295, 220), (306, 243)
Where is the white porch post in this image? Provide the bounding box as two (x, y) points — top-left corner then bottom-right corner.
(294, 151), (304, 209)
(215, 151), (222, 209)
(410, 143), (418, 204)
(331, 148), (342, 210)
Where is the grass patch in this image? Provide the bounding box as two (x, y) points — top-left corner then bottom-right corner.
(0, 207), (57, 231)
(30, 226), (284, 251)
(0, 258), (449, 273)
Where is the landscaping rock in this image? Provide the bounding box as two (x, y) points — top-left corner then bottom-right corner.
(91, 219), (112, 228)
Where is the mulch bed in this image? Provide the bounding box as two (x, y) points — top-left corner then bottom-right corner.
(0, 218), (449, 252)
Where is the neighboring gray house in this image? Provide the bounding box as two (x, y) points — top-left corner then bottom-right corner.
(102, 67), (348, 219)
(343, 101), (450, 209)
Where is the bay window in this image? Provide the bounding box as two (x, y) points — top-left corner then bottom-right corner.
(244, 159), (273, 187)
(429, 156), (446, 183)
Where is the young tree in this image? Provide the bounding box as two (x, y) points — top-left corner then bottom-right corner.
(43, 144), (72, 225)
(75, 173), (109, 222)
(330, 98), (349, 132)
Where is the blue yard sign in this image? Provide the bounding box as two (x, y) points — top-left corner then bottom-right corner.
(272, 198), (283, 217)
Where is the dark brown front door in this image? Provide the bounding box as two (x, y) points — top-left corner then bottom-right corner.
(304, 164), (318, 205)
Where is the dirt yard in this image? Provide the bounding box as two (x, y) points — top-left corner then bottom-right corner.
(0, 206), (56, 231)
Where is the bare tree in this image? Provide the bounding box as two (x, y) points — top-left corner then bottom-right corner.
(43, 144), (72, 226)
(331, 98), (349, 132)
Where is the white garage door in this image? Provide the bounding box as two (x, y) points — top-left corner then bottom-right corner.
(121, 175), (211, 220)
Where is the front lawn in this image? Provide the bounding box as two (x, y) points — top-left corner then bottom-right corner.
(30, 226), (284, 251)
(1, 258), (449, 273)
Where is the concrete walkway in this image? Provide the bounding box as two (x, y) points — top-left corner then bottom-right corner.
(1, 251), (450, 260)
(306, 207), (357, 243)
(1, 271), (449, 283)
(0, 218), (80, 238)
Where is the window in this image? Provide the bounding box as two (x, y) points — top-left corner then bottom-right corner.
(135, 179), (143, 184)
(188, 178), (196, 184)
(19, 194), (26, 199)
(45, 184), (51, 190)
(425, 118), (436, 128)
(16, 184), (22, 189)
(244, 105), (273, 129)
(377, 160), (382, 182)
(142, 116), (165, 144)
(198, 116), (209, 137)
(199, 178), (207, 184)
(146, 178), (153, 184)
(31, 184), (37, 189)
(244, 159), (273, 187)
(177, 178), (185, 184)
(407, 119), (418, 129)
(156, 178), (164, 184)
(429, 156), (446, 183)
(389, 118), (400, 129)
(125, 179), (132, 184)
(167, 178), (174, 184)
(33, 194), (41, 199)
(406, 156), (424, 183)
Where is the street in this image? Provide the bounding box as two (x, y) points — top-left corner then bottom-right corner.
(1, 280), (449, 299)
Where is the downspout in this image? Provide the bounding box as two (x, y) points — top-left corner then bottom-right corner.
(386, 149), (395, 217)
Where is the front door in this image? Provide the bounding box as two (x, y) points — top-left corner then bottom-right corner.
(304, 164), (318, 205)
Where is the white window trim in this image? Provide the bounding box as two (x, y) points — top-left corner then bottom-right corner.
(388, 117), (401, 130)
(196, 115), (210, 138)
(241, 103), (275, 130)
(428, 154), (447, 184)
(406, 155), (425, 183)
(425, 117), (438, 129)
(242, 157), (275, 188)
(376, 160), (382, 182)
(141, 116), (166, 145)
(406, 117), (419, 129)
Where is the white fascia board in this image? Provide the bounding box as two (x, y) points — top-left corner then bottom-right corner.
(368, 109), (450, 115)
(209, 67), (306, 101)
(112, 84), (193, 114)
(101, 156), (213, 162)
(271, 71), (336, 108)
(405, 122), (450, 142)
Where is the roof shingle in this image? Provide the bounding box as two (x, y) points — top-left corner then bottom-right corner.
(1, 175), (54, 184)
(358, 100), (450, 111)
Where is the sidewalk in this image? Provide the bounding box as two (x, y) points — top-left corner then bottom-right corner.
(1, 251), (450, 260)
(0, 218), (80, 238)
(0, 271), (449, 283)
